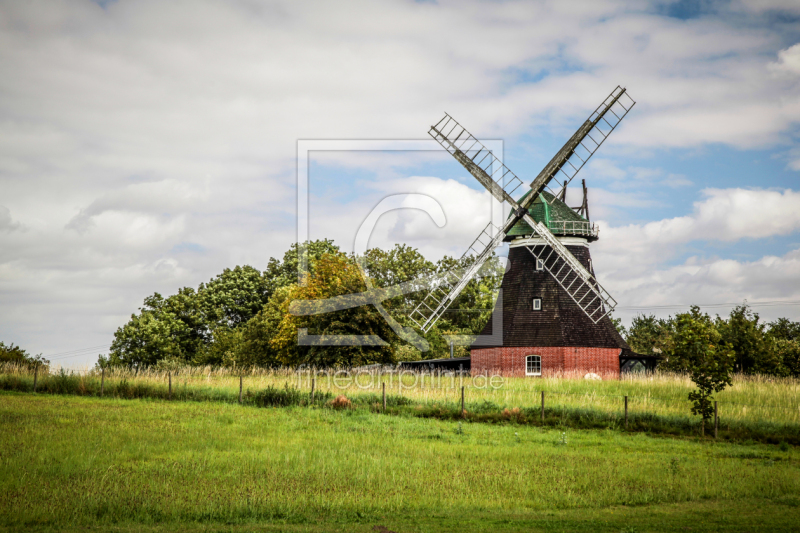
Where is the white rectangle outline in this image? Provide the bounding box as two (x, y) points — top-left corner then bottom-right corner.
(296, 139), (506, 347)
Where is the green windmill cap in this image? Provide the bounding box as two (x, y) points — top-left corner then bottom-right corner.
(505, 190), (595, 241)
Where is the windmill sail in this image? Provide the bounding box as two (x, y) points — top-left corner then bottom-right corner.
(530, 86), (634, 198)
(409, 86), (634, 332)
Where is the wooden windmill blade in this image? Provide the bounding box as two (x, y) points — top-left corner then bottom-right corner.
(408, 220), (506, 332)
(532, 86), (635, 200)
(409, 87), (633, 332)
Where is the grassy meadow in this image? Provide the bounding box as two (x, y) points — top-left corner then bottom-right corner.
(1, 392), (799, 532)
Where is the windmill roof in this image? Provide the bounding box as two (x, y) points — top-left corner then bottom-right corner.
(505, 190), (596, 241)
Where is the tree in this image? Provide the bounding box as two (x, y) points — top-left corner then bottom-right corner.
(270, 253), (397, 367)
(237, 285), (295, 368)
(198, 266), (272, 330)
(262, 239), (341, 300)
(768, 318), (800, 377)
(626, 314), (675, 366)
(423, 253), (503, 343)
(361, 245), (502, 360)
(361, 244), (435, 291)
(716, 304), (781, 375)
(672, 306), (734, 429)
(775, 339), (800, 377)
(610, 315), (627, 338)
(767, 318), (800, 342)
(0, 342), (48, 369)
(109, 289), (204, 367)
(0, 341), (30, 364)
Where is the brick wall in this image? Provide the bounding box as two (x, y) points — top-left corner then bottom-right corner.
(471, 346), (620, 379)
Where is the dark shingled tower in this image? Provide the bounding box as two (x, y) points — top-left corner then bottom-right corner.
(470, 190), (650, 378)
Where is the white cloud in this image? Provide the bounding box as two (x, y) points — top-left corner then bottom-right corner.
(770, 43), (800, 77)
(601, 247), (800, 325)
(662, 174), (693, 188)
(592, 187), (800, 323)
(597, 188), (800, 267)
(0, 206), (21, 232)
(307, 175), (494, 261)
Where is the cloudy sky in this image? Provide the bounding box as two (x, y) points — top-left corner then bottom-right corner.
(2, 0), (800, 367)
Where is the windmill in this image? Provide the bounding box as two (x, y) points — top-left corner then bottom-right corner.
(409, 86), (651, 377)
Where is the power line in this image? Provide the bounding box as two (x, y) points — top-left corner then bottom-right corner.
(616, 300), (800, 311)
(44, 344), (110, 361)
(44, 344), (110, 358)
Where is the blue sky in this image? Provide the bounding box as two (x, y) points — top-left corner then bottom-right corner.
(1, 0), (800, 366)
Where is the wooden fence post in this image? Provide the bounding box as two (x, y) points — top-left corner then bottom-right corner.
(239, 375), (243, 404)
(461, 386), (465, 416)
(382, 382), (386, 412)
(311, 377), (315, 403)
(624, 395), (628, 429)
(33, 364), (38, 393)
(101, 367), (105, 397)
(168, 372), (172, 400)
(541, 391), (545, 423)
(714, 401), (718, 439)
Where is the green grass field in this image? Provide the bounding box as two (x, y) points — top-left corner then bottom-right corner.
(2, 392), (799, 532)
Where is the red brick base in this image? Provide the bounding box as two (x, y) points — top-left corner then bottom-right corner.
(471, 346), (621, 379)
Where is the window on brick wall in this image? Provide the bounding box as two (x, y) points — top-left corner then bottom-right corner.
(536, 259), (544, 271)
(532, 298), (542, 311)
(526, 355), (541, 376)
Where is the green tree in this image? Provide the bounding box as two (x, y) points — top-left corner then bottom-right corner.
(237, 285), (295, 368)
(768, 318), (800, 377)
(626, 314), (675, 366)
(768, 318), (800, 342)
(0, 342), (48, 369)
(262, 239), (341, 300)
(270, 253), (397, 367)
(361, 244), (435, 290)
(610, 315), (627, 338)
(672, 306), (734, 428)
(198, 266), (271, 330)
(361, 245), (502, 360)
(775, 339), (800, 377)
(105, 239), (504, 368)
(625, 315), (672, 355)
(109, 289), (203, 367)
(192, 327), (244, 367)
(422, 253), (504, 346)
(717, 304), (781, 375)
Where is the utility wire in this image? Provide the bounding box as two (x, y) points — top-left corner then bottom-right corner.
(616, 300), (800, 310)
(44, 344), (110, 361)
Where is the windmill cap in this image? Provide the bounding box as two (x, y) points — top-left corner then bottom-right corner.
(505, 190), (597, 241)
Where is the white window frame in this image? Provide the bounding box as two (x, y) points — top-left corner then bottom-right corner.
(536, 259), (544, 271)
(526, 355), (542, 376)
(532, 298), (542, 311)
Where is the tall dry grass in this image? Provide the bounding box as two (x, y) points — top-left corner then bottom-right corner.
(2, 361), (798, 426)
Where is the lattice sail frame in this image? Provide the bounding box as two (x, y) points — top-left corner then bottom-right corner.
(408, 86), (634, 332)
